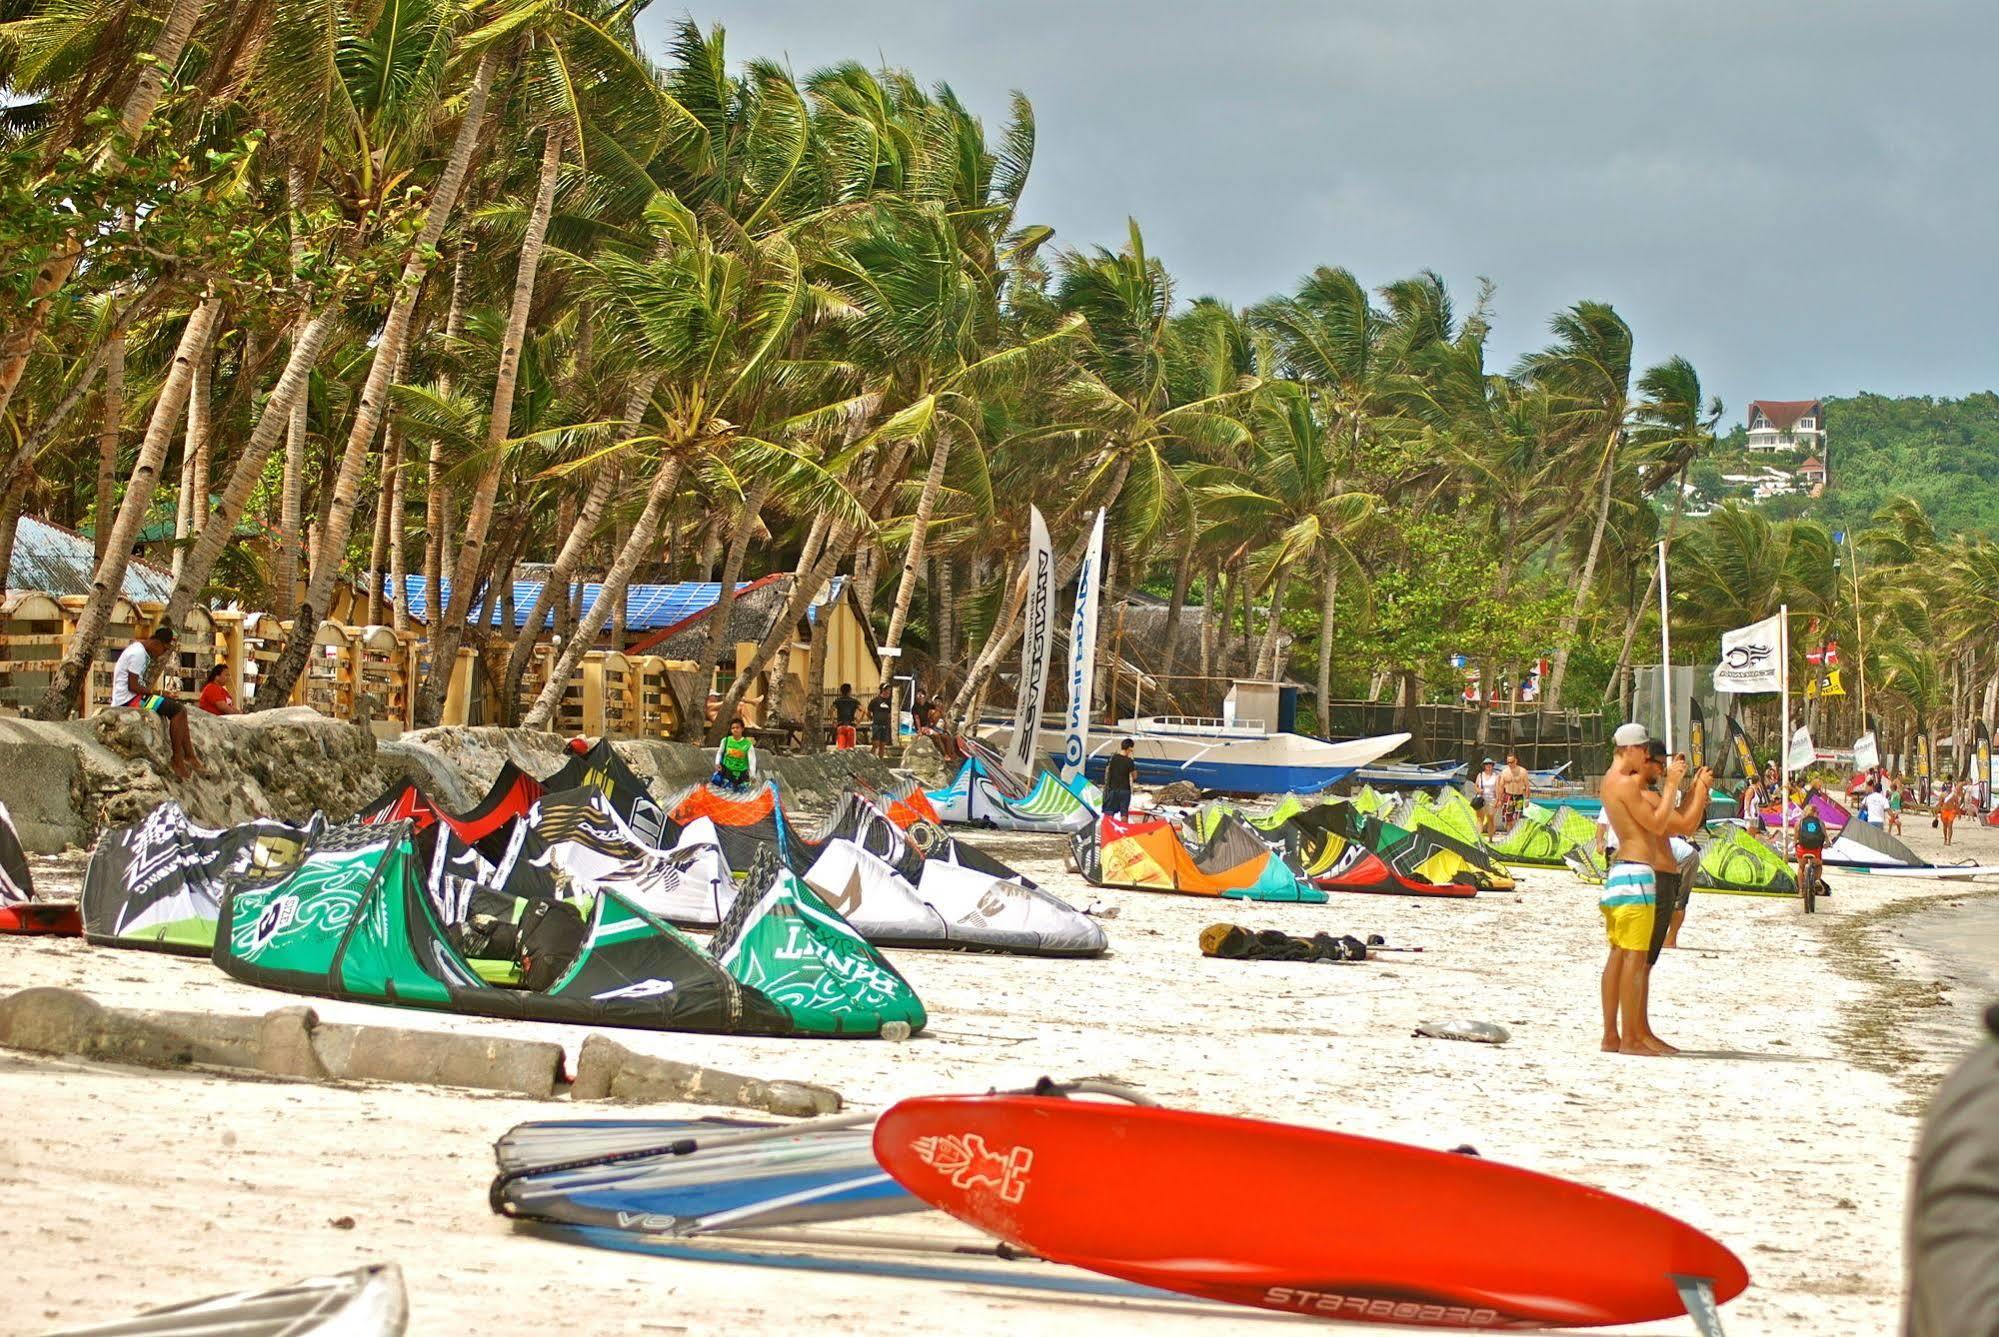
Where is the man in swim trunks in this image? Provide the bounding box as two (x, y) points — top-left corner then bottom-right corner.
(110, 626), (201, 780)
(1643, 737), (1711, 958)
(1500, 753), (1532, 828)
(1599, 723), (1686, 1056)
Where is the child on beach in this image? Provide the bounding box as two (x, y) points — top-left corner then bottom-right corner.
(712, 719), (757, 790)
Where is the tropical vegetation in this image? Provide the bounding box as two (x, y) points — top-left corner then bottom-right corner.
(0, 4), (1985, 770)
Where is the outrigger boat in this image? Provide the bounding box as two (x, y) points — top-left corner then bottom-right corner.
(984, 683), (1408, 796)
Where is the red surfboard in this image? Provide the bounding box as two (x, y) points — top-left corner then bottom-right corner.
(874, 1095), (1747, 1329)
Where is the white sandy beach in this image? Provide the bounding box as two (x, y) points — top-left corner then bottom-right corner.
(4, 810), (1997, 1335)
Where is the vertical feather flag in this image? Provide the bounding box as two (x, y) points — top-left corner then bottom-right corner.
(1004, 506), (1056, 779)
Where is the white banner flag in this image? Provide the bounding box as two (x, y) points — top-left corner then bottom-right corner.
(1059, 510), (1106, 783)
(1003, 506), (1056, 778)
(1787, 725), (1816, 771)
(1854, 732), (1879, 771)
(1714, 614), (1784, 694)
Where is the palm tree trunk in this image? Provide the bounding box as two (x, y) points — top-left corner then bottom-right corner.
(419, 120), (564, 726)
(1544, 433), (1619, 710)
(1253, 566), (1288, 679)
(522, 455), (686, 730)
(258, 49), (501, 709)
(171, 343), (213, 581)
(0, 0), (207, 428)
(883, 431), (950, 651)
(366, 420), (400, 625)
(163, 311), (332, 629)
(680, 476), (772, 740)
(1314, 561), (1340, 733)
(1159, 537), (1193, 685)
(388, 428), (409, 634)
(93, 332), (126, 565)
(951, 452), (1132, 722)
(421, 256), (469, 637)
(503, 453), (630, 713)
(936, 555), (957, 668)
(32, 296), (222, 719)
(853, 542), (878, 623)
(0, 467), (32, 589)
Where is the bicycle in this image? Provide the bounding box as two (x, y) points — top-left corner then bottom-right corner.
(1796, 849), (1822, 914)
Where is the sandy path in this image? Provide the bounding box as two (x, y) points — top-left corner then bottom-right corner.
(4, 814), (1994, 1335)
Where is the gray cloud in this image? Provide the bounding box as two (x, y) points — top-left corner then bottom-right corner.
(650, 1), (1999, 424)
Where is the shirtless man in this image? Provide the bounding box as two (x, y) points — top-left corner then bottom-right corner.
(1500, 752), (1532, 828)
(1598, 723), (1686, 1056)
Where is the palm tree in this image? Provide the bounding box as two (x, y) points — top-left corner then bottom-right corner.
(1515, 301), (1637, 709)
(257, 35), (505, 707)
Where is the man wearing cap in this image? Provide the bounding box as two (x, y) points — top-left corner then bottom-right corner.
(1598, 723), (1685, 1056)
(1645, 739), (1712, 961)
(110, 625), (202, 780)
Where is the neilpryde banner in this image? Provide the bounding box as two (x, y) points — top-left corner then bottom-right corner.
(1003, 506), (1056, 779)
(1060, 510), (1106, 783)
(1854, 732), (1879, 771)
(1713, 614), (1784, 695)
(1786, 725), (1816, 771)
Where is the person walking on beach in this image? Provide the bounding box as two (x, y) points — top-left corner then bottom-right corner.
(1889, 778), (1906, 836)
(712, 718), (757, 790)
(1941, 780), (1965, 847)
(1474, 758), (1500, 835)
(110, 626), (202, 779)
(831, 682), (860, 751)
(1741, 775), (1766, 833)
(1500, 752), (1531, 827)
(868, 684), (894, 759)
(1599, 723), (1684, 1057)
(1862, 784), (1891, 828)
(1103, 738), (1138, 819)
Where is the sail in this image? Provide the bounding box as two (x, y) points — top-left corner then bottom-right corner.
(1725, 713), (1758, 780)
(1688, 698), (1707, 771)
(1059, 509), (1106, 782)
(1003, 505), (1056, 777)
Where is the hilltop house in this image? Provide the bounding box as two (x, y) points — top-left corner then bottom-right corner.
(1746, 399), (1825, 454)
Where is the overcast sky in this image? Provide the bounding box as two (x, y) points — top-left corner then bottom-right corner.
(647, 2), (1995, 428)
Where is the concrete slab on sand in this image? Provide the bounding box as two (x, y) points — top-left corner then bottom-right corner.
(10, 821), (1991, 1333)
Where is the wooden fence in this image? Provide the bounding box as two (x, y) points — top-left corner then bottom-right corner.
(0, 596), (704, 740)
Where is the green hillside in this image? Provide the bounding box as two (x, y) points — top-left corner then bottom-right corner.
(1814, 393), (1999, 536)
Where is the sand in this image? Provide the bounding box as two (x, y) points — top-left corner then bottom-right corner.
(5, 808), (1997, 1335)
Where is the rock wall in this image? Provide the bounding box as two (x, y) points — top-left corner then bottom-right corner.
(0, 708), (925, 851)
(0, 708), (398, 851)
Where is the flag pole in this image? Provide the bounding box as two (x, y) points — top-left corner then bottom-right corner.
(1657, 540), (1673, 754)
(1779, 603), (1791, 859)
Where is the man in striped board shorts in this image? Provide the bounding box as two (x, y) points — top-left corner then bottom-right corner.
(1598, 723), (1684, 1056)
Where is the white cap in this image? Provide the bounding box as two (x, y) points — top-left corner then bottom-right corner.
(1612, 722), (1650, 748)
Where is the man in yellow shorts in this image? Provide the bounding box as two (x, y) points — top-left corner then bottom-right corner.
(1599, 723), (1686, 1056)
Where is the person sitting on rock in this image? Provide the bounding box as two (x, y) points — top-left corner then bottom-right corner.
(197, 663), (237, 716)
(110, 625), (202, 780)
(712, 718), (757, 791)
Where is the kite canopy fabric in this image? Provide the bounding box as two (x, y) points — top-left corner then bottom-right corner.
(359, 762), (545, 843)
(799, 836), (1107, 957)
(0, 800), (33, 904)
(211, 819), (813, 1035)
(1760, 790), (1852, 833)
(84, 802), (321, 952)
(1074, 815), (1324, 901)
(534, 788), (737, 926)
(546, 739), (671, 847)
(1692, 826), (1798, 895)
(710, 849), (928, 1037)
(925, 758), (1097, 832)
(1824, 818), (1926, 867)
(1313, 802), (1505, 893)
(1492, 803), (1600, 867)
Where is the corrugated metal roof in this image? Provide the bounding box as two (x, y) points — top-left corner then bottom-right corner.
(393, 575), (770, 631)
(7, 516), (175, 602)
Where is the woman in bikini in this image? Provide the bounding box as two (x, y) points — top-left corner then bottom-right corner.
(1940, 780), (1964, 847)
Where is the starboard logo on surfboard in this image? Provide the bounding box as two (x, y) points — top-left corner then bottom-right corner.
(910, 1132), (1032, 1203)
